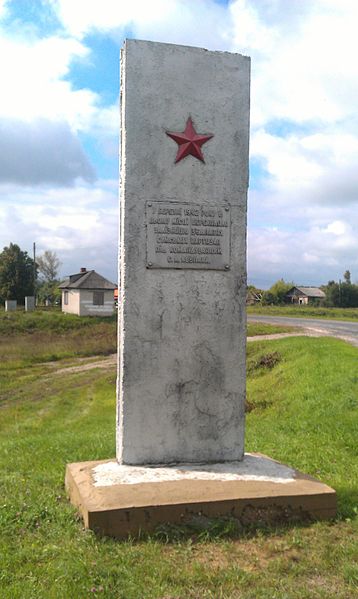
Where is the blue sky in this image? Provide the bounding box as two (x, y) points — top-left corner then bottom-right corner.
(1, 0), (358, 288)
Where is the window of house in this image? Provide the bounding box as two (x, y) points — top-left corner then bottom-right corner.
(64, 290), (68, 305)
(93, 291), (104, 306)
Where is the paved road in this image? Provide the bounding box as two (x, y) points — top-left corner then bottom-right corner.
(247, 314), (358, 348)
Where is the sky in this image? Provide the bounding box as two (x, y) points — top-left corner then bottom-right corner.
(1, 0), (358, 289)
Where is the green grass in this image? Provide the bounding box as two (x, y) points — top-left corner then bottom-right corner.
(0, 311), (292, 368)
(246, 337), (358, 517)
(247, 304), (358, 321)
(0, 310), (117, 368)
(0, 329), (357, 597)
(247, 321), (296, 336)
(0, 308), (117, 334)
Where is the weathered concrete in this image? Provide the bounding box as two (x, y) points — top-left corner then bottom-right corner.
(5, 300), (17, 312)
(66, 40), (337, 538)
(25, 296), (35, 311)
(65, 454), (337, 539)
(92, 454), (297, 485)
(118, 39), (250, 465)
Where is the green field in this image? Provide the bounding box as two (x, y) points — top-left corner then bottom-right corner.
(247, 304), (358, 321)
(0, 310), (117, 368)
(0, 312), (357, 598)
(0, 309), (294, 368)
(246, 321), (296, 336)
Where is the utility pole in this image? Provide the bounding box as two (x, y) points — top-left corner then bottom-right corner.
(339, 278), (341, 307)
(33, 242), (37, 304)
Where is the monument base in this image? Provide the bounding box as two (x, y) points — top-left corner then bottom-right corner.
(65, 453), (336, 539)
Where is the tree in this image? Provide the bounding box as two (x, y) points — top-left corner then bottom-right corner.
(37, 250), (61, 282)
(0, 243), (36, 304)
(262, 279), (294, 305)
(36, 250), (62, 306)
(322, 274), (358, 307)
(36, 279), (62, 306)
(344, 270), (351, 284)
(322, 280), (340, 307)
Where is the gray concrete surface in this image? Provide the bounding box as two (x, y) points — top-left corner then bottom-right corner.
(25, 296), (35, 311)
(117, 40), (250, 465)
(247, 314), (358, 347)
(5, 300), (17, 311)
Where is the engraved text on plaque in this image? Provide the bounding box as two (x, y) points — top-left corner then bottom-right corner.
(146, 201), (231, 270)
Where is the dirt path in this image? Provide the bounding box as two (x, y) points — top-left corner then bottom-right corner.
(52, 354), (117, 375)
(247, 329), (329, 342)
(49, 329), (331, 376)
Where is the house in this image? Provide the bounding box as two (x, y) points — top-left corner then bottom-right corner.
(59, 268), (117, 316)
(286, 286), (326, 305)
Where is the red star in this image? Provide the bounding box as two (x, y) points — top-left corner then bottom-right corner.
(166, 117), (213, 163)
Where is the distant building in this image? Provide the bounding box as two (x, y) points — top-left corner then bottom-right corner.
(246, 289), (262, 305)
(59, 268), (117, 316)
(286, 286), (326, 305)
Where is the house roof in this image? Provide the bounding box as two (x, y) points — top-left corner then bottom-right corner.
(59, 270), (117, 291)
(286, 286), (326, 298)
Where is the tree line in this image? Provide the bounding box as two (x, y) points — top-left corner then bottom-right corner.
(1, 242), (357, 309)
(323, 271), (358, 308)
(0, 243), (61, 305)
(249, 270), (358, 308)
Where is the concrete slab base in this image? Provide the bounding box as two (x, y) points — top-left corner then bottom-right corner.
(65, 453), (336, 538)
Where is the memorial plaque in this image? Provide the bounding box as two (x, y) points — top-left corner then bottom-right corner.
(146, 201), (231, 270)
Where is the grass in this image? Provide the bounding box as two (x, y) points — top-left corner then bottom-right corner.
(0, 315), (357, 597)
(247, 304), (358, 321)
(246, 337), (358, 517)
(0, 308), (117, 334)
(0, 309), (292, 367)
(246, 321), (296, 336)
(0, 310), (117, 367)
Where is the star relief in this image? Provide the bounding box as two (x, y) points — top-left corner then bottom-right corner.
(166, 117), (213, 164)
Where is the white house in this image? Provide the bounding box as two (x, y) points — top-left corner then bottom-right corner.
(59, 268), (117, 316)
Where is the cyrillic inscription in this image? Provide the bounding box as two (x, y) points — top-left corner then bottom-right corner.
(146, 201), (230, 270)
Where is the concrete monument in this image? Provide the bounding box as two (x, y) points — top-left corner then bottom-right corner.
(117, 39), (249, 465)
(66, 40), (336, 538)
(5, 300), (17, 312)
(25, 296), (35, 312)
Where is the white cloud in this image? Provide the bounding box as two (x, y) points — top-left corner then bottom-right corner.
(1, 0), (358, 286)
(0, 118), (95, 185)
(248, 217), (358, 288)
(0, 20), (119, 138)
(0, 179), (118, 280)
(0, 25), (116, 183)
(50, 0), (174, 39)
(323, 221), (347, 236)
(0, 0), (8, 19)
(230, 0), (358, 126)
(50, 0), (233, 49)
(0, 35), (92, 127)
(251, 130), (324, 192)
(251, 127), (358, 211)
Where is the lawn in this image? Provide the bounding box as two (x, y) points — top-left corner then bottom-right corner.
(0, 309), (292, 369)
(0, 309), (117, 367)
(247, 304), (358, 322)
(0, 313), (357, 598)
(246, 321), (296, 336)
